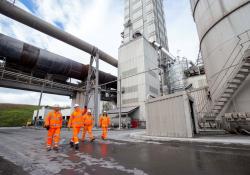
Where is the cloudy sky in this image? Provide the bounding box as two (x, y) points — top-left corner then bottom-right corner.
(0, 0), (199, 106)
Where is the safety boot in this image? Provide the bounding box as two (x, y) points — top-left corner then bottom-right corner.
(47, 146), (52, 151)
(75, 143), (79, 150)
(90, 138), (95, 142)
(54, 145), (59, 151)
(70, 141), (74, 148)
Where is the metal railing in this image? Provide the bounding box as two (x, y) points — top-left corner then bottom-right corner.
(197, 29), (250, 126)
(0, 66), (85, 93)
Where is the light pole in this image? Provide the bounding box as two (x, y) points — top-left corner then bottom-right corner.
(35, 83), (44, 128)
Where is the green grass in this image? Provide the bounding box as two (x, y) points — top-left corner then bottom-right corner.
(0, 104), (38, 127)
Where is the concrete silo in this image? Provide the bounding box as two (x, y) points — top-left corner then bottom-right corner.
(190, 0), (250, 118)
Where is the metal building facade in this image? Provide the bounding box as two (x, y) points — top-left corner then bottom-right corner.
(123, 0), (168, 50)
(146, 91), (196, 138)
(118, 37), (160, 124)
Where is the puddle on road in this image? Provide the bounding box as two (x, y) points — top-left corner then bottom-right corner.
(45, 139), (148, 175)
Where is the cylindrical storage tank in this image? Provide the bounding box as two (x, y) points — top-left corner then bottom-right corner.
(168, 60), (188, 93)
(190, 0), (250, 104)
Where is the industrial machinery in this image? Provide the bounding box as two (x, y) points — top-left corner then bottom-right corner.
(0, 33), (117, 88)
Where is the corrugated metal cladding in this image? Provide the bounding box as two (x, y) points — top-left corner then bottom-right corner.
(187, 87), (212, 120)
(146, 91), (194, 138)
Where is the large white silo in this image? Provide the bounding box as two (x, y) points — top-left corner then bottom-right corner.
(190, 0), (250, 113)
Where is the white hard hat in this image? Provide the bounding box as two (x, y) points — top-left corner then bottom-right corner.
(53, 104), (60, 108)
(87, 109), (91, 113)
(74, 104), (80, 108)
(103, 111), (107, 113)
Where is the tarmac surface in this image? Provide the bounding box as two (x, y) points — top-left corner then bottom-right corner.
(0, 128), (250, 175)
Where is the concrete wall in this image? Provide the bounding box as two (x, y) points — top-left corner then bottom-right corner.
(186, 75), (208, 89)
(146, 91), (195, 138)
(188, 87), (212, 122)
(118, 37), (160, 123)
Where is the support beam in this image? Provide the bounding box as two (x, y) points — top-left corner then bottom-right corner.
(94, 52), (99, 127)
(84, 56), (94, 107)
(35, 83), (44, 127)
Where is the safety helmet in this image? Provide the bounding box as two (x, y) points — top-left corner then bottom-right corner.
(52, 104), (60, 108)
(87, 109), (91, 113)
(74, 104), (80, 108)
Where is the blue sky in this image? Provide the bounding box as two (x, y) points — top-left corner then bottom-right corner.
(0, 0), (199, 105)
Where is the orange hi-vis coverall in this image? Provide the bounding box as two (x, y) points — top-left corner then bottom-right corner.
(82, 114), (95, 141)
(68, 109), (84, 144)
(45, 111), (62, 147)
(99, 115), (110, 139)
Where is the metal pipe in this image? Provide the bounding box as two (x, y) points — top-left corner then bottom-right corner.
(0, 33), (117, 88)
(0, 0), (118, 67)
(152, 41), (175, 62)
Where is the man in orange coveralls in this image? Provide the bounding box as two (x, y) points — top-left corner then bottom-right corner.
(99, 111), (110, 140)
(82, 109), (95, 142)
(44, 104), (62, 151)
(68, 104), (87, 150)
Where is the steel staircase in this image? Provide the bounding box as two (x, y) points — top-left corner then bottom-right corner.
(212, 49), (250, 114)
(203, 48), (250, 124)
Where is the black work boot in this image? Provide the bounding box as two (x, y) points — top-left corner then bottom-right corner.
(54, 146), (59, 151)
(47, 146), (52, 151)
(75, 143), (79, 150)
(70, 141), (74, 148)
(90, 138), (95, 142)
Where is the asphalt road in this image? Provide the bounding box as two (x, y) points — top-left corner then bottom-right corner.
(0, 128), (250, 175)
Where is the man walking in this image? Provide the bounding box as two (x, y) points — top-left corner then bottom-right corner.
(82, 109), (95, 142)
(44, 104), (62, 151)
(99, 111), (110, 140)
(68, 104), (84, 150)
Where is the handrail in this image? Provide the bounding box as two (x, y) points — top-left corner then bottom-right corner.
(0, 68), (85, 92)
(209, 29), (250, 90)
(197, 29), (250, 120)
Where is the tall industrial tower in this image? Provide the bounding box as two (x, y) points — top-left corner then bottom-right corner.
(122, 0), (168, 49)
(118, 0), (169, 127)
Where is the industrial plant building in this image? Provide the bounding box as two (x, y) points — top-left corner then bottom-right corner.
(0, 0), (250, 136)
(117, 0), (169, 127)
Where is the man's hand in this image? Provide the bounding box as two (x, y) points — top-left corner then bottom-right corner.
(44, 125), (50, 130)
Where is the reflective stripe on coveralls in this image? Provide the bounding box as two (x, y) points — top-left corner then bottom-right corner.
(82, 114), (94, 140)
(99, 115), (110, 139)
(45, 111), (62, 147)
(68, 109), (84, 144)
